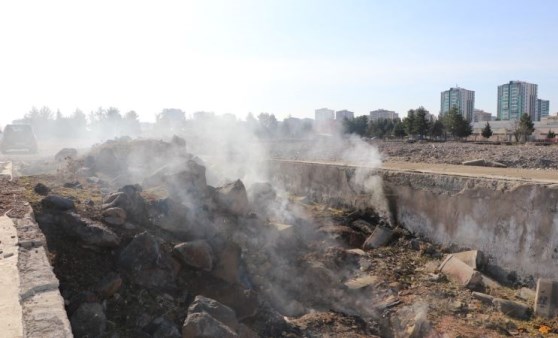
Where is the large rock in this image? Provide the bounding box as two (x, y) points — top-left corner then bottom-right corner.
(188, 296), (238, 331)
(215, 180), (250, 216)
(54, 148), (78, 162)
(143, 160), (208, 199)
(173, 240), (214, 272)
(492, 298), (531, 320)
(56, 212), (120, 248)
(211, 242), (243, 285)
(70, 302), (106, 338)
(33, 183), (50, 196)
(102, 207), (127, 226)
(118, 232), (178, 289)
(103, 185), (147, 223)
(247, 182), (276, 210)
(182, 312), (237, 338)
(41, 195), (75, 211)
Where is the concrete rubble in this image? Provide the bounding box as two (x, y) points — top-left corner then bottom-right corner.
(8, 138), (558, 337)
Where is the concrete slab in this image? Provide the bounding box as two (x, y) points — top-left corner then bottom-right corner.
(0, 215), (24, 337)
(21, 289), (73, 338)
(18, 246), (60, 301)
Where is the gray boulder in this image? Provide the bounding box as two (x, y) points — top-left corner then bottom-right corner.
(41, 195), (75, 211)
(57, 212), (120, 248)
(103, 185), (147, 223)
(118, 232), (177, 289)
(173, 240), (214, 272)
(182, 312), (237, 338)
(188, 295), (238, 331)
(102, 207), (127, 226)
(70, 302), (106, 338)
(215, 180), (250, 216)
(54, 148), (78, 162)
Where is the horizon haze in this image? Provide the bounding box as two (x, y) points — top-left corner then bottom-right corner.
(1, 0), (557, 127)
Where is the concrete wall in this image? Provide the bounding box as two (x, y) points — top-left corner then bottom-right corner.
(269, 160), (558, 282)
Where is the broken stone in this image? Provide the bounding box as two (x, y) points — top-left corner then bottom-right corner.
(438, 254), (483, 289)
(452, 250), (485, 270)
(362, 226), (393, 250)
(149, 317), (181, 338)
(492, 298), (531, 320)
(350, 219), (375, 235)
(182, 312), (238, 338)
(211, 242), (243, 285)
(103, 185), (147, 223)
(95, 272), (123, 299)
(215, 180), (250, 216)
(462, 159), (507, 168)
(472, 291), (494, 305)
(534, 278), (558, 318)
(344, 275), (379, 290)
(33, 183), (50, 196)
(63, 181), (82, 189)
(173, 240), (214, 272)
(517, 287), (536, 302)
(143, 160), (207, 199)
(188, 295), (239, 331)
(237, 324), (259, 338)
(56, 212), (120, 248)
(54, 148), (78, 162)
(41, 195), (75, 211)
(102, 207), (127, 226)
(70, 302), (106, 338)
(118, 231), (177, 289)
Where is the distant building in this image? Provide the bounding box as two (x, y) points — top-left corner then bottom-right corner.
(497, 81), (538, 121)
(473, 109), (492, 122)
(369, 109), (398, 121)
(440, 87), (475, 122)
(335, 109), (354, 120)
(537, 99), (550, 121)
(315, 108), (334, 121)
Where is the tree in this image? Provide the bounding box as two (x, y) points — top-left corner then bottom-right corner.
(481, 122), (493, 139)
(414, 107), (430, 139)
(403, 110), (416, 137)
(367, 118), (395, 138)
(429, 119), (444, 139)
(343, 115), (368, 136)
(547, 130), (556, 139)
(516, 113), (534, 142)
(392, 120), (406, 138)
(442, 106), (472, 139)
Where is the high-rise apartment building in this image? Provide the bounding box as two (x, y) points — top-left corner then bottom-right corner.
(537, 99), (550, 121)
(335, 110), (354, 120)
(315, 108), (334, 121)
(497, 81), (538, 121)
(440, 87), (475, 122)
(473, 109), (492, 122)
(369, 109), (398, 121)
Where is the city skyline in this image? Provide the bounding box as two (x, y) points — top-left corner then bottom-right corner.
(1, 0), (558, 128)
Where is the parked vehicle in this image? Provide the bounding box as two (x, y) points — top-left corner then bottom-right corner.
(0, 124), (38, 154)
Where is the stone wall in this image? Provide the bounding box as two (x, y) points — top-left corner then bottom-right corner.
(269, 160), (558, 282)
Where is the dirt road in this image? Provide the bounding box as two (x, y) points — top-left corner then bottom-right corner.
(382, 161), (558, 184)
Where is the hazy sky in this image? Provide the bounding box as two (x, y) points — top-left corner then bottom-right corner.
(1, 0), (557, 127)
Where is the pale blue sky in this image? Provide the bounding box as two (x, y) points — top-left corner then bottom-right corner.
(0, 0), (557, 126)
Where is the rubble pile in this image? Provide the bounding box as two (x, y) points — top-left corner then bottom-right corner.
(18, 138), (558, 337)
(269, 140), (558, 169)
